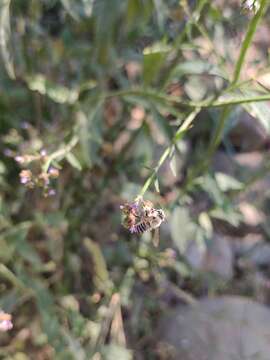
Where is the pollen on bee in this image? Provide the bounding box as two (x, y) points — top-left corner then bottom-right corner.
(120, 197), (165, 235)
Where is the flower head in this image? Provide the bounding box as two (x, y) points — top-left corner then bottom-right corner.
(19, 169), (32, 185)
(40, 149), (47, 157)
(48, 167), (59, 178)
(48, 188), (56, 197)
(0, 311), (13, 332)
(15, 155), (25, 164)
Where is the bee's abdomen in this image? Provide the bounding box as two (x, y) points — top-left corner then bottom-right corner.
(133, 221), (149, 234)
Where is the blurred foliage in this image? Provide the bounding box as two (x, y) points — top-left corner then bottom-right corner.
(1, 0), (270, 358)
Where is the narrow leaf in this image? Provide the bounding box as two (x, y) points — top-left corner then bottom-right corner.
(0, 0), (15, 79)
(84, 238), (112, 294)
(154, 178), (160, 193)
(66, 152), (82, 171)
(26, 74), (78, 104)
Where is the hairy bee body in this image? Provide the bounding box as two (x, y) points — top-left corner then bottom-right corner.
(121, 198), (165, 235)
(130, 208), (165, 234)
(130, 220), (150, 234)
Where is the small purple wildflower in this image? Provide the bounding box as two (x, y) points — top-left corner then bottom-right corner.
(21, 121), (30, 129)
(48, 189), (56, 196)
(15, 155), (25, 164)
(20, 176), (28, 184)
(0, 319), (13, 331)
(48, 167), (59, 178)
(19, 170), (32, 185)
(4, 149), (13, 157)
(0, 312), (13, 332)
(40, 149), (47, 157)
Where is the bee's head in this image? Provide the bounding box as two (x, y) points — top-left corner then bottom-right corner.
(157, 209), (165, 221)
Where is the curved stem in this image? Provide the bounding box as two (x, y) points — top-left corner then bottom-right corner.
(43, 136), (79, 173)
(139, 108), (201, 196)
(232, 0), (268, 85)
(200, 0), (268, 176)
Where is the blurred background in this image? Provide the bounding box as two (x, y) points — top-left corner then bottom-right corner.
(1, 0), (270, 359)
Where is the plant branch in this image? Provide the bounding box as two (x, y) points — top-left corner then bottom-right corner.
(139, 108), (201, 196)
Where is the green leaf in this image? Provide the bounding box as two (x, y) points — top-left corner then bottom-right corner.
(184, 76), (207, 101)
(151, 107), (174, 141)
(76, 102), (104, 168)
(198, 212), (213, 238)
(120, 268), (135, 307)
(66, 152), (82, 171)
(215, 172), (243, 192)
(93, 0), (124, 66)
(29, 280), (72, 356)
(0, 237), (14, 263)
(1, 222), (42, 266)
(101, 345), (133, 360)
(126, 0), (152, 29)
(153, 0), (168, 30)
(62, 329), (87, 360)
(83, 238), (113, 295)
(170, 60), (226, 80)
(61, 0), (94, 20)
(170, 207), (197, 253)
(143, 43), (169, 86)
(26, 74), (78, 104)
(195, 174), (224, 206)
(210, 208), (243, 227)
(243, 100), (270, 133)
(0, 0), (15, 79)
(61, 0), (80, 21)
(169, 152), (177, 177)
(154, 178), (160, 193)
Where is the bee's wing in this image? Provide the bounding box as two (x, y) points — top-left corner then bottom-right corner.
(152, 228), (160, 247)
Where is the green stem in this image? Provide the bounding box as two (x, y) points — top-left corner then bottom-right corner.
(204, 0), (268, 169)
(232, 0), (268, 85)
(158, 0), (208, 88)
(139, 108), (201, 196)
(0, 264), (26, 291)
(106, 88), (270, 109)
(43, 136), (79, 172)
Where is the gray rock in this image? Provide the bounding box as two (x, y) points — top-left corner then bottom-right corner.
(185, 235), (234, 280)
(157, 296), (270, 360)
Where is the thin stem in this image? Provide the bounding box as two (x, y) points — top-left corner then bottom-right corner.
(198, 0), (268, 176)
(43, 136), (79, 172)
(232, 0), (268, 85)
(158, 0), (208, 88)
(105, 88), (270, 109)
(139, 108), (201, 196)
(0, 264), (26, 291)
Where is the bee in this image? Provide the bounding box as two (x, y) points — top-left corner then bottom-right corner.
(130, 207), (165, 234)
(120, 203), (139, 229)
(121, 197), (165, 235)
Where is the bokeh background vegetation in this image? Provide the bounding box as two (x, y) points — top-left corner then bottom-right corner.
(1, 0), (270, 358)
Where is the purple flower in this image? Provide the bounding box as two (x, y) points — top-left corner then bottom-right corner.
(21, 121), (30, 129)
(15, 156), (24, 164)
(48, 189), (56, 196)
(20, 176), (28, 184)
(0, 319), (13, 332)
(48, 167), (59, 178)
(40, 149), (47, 157)
(0, 312), (13, 332)
(19, 170), (32, 185)
(4, 149), (13, 157)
